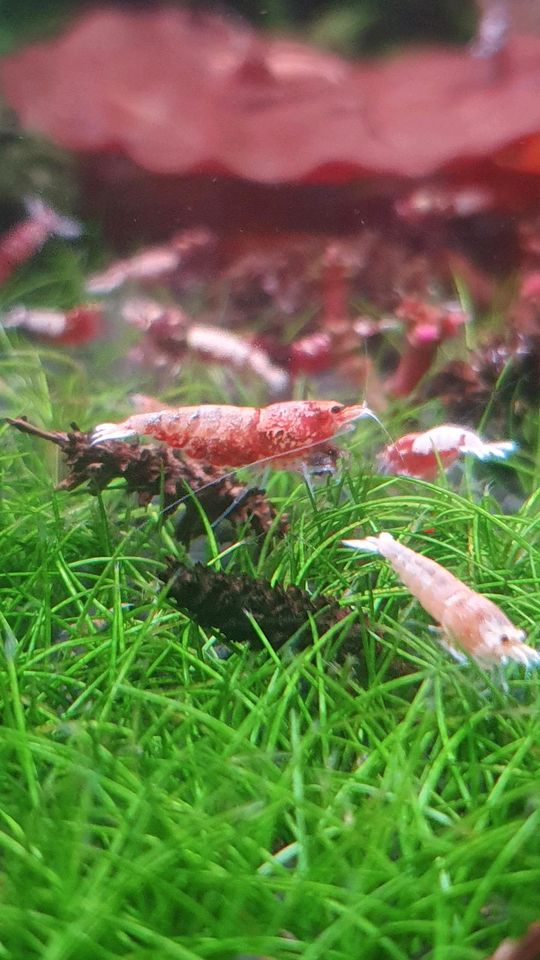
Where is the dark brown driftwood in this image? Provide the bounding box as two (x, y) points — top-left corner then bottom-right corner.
(7, 417), (286, 544)
(164, 561), (412, 678)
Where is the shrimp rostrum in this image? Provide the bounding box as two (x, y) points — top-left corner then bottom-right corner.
(91, 400), (374, 471)
(343, 532), (539, 668)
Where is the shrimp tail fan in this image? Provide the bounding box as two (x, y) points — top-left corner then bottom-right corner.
(462, 439), (517, 461)
(90, 422), (137, 445)
(342, 533), (391, 554)
(24, 195), (82, 240)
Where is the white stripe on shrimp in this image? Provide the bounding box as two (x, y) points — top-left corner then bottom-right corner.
(410, 425), (516, 460)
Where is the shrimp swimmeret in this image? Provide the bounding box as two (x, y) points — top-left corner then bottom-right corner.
(343, 532), (539, 667)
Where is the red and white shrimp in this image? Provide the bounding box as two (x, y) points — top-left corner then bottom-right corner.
(91, 399), (373, 471)
(343, 532), (538, 667)
(86, 228), (216, 295)
(0, 197), (81, 284)
(2, 304), (102, 345)
(121, 297), (288, 392)
(378, 425), (516, 480)
(189, 325), (289, 393)
(86, 247), (181, 295)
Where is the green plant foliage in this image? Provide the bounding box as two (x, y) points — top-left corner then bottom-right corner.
(0, 6), (538, 957)
(1, 289), (540, 957)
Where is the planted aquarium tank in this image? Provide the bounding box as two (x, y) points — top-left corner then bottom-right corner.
(2, 2), (540, 959)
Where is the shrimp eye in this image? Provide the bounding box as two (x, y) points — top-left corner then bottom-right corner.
(330, 404), (344, 414)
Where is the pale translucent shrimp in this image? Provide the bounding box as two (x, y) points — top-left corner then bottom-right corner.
(343, 532), (539, 667)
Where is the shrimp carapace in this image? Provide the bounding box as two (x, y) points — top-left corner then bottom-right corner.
(91, 399), (373, 470)
(343, 532), (538, 668)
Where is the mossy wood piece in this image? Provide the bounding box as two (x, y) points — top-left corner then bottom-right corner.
(7, 417), (286, 544)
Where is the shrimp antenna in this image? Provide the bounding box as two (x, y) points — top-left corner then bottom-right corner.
(345, 400), (399, 467)
(356, 404), (393, 444)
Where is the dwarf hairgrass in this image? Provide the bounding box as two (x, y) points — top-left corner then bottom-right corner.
(1, 330), (540, 960)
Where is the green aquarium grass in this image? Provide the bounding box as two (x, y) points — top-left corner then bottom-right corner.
(1, 320), (540, 960)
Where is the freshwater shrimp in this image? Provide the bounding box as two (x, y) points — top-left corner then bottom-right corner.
(343, 532), (539, 667)
(86, 246), (181, 295)
(85, 227), (216, 295)
(91, 400), (373, 471)
(122, 297), (288, 392)
(379, 425), (516, 480)
(0, 197), (81, 284)
(2, 304), (102, 345)
(186, 324), (288, 393)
